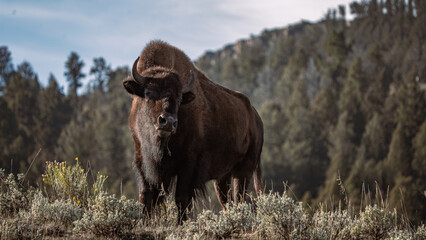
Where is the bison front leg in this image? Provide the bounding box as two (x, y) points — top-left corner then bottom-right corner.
(139, 187), (161, 214)
(139, 181), (167, 217)
(175, 178), (195, 224)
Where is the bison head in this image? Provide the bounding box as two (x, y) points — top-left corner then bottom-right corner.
(123, 57), (195, 158)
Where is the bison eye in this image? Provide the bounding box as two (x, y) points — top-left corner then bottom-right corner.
(144, 89), (157, 99)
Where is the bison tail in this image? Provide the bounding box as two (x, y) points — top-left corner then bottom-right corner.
(253, 162), (264, 195)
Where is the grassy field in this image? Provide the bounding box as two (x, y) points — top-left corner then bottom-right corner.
(1, 160), (424, 239)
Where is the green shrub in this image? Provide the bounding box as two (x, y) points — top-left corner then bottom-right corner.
(255, 191), (310, 239)
(345, 205), (396, 239)
(22, 191), (82, 225)
(130, 196), (178, 238)
(387, 229), (414, 240)
(0, 218), (46, 240)
(169, 202), (254, 239)
(0, 169), (29, 217)
(42, 158), (107, 205)
(166, 231), (204, 240)
(414, 224), (426, 240)
(310, 208), (352, 239)
(2, 161), (422, 239)
(141, 194), (177, 227)
(209, 202), (254, 237)
(73, 191), (144, 237)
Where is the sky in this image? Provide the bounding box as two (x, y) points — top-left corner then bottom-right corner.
(1, 0), (353, 91)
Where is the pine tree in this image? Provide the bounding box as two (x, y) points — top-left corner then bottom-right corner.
(365, 68), (391, 115)
(55, 118), (95, 163)
(102, 66), (135, 196)
(385, 123), (411, 180)
(310, 88), (338, 198)
(384, 68), (424, 182)
(412, 119), (426, 178)
(0, 46), (13, 92)
(321, 30), (349, 96)
(389, 175), (425, 224)
(410, 120), (426, 221)
(275, 48), (309, 102)
(350, 1), (368, 17)
(0, 96), (19, 172)
(345, 113), (388, 207)
(283, 78), (323, 197)
(395, 69), (426, 140)
(384, 68), (426, 223)
(90, 57), (110, 93)
(338, 5), (346, 20)
(317, 57), (365, 205)
(64, 52), (85, 97)
(407, 0), (414, 22)
(318, 111), (357, 205)
(324, 30), (349, 63)
(258, 100), (289, 192)
(362, 113), (387, 161)
(368, 0), (380, 24)
(385, 0), (393, 15)
(338, 57), (367, 145)
(311, 87), (338, 128)
(4, 62), (40, 137)
(380, 89), (399, 143)
(344, 145), (379, 209)
(413, 1), (426, 79)
(384, 69), (425, 183)
(37, 74), (72, 160)
(2, 62), (41, 176)
(107, 66), (130, 99)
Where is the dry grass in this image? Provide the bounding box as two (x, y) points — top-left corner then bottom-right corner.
(1, 161), (424, 240)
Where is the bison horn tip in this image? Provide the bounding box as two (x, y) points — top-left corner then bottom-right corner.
(131, 56), (147, 86)
(182, 70), (195, 93)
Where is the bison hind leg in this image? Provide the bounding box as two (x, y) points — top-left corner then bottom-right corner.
(253, 161), (264, 195)
(232, 175), (252, 203)
(233, 141), (263, 203)
(213, 173), (232, 210)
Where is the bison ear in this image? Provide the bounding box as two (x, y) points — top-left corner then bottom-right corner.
(123, 79), (143, 96)
(181, 92), (195, 104)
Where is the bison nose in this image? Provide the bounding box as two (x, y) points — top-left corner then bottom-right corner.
(158, 114), (178, 132)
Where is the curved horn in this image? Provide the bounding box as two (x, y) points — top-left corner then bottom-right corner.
(131, 57), (147, 86)
(182, 70), (195, 93)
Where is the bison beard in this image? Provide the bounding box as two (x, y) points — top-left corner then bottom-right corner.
(124, 40), (264, 224)
(140, 136), (165, 184)
(135, 104), (173, 186)
(136, 128), (176, 214)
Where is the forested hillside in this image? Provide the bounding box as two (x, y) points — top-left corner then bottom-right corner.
(196, 0), (426, 223)
(1, 0), (425, 224)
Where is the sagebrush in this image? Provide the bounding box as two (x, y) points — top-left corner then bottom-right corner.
(0, 160), (424, 239)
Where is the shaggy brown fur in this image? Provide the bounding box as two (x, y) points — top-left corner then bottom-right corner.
(123, 40), (264, 223)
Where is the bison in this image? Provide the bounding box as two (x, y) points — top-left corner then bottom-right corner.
(123, 40), (264, 223)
